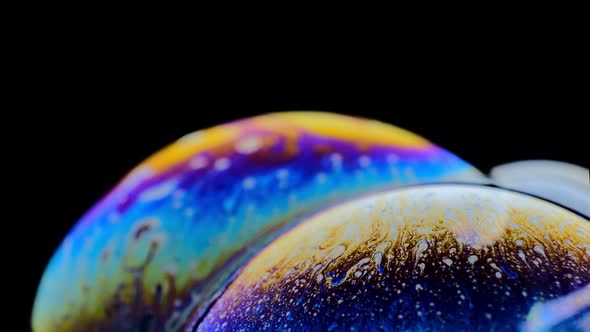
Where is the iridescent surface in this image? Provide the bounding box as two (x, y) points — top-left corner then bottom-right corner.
(491, 160), (590, 217)
(32, 112), (482, 331)
(200, 185), (590, 331)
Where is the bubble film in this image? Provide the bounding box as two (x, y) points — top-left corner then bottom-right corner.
(200, 185), (590, 331)
(32, 112), (482, 331)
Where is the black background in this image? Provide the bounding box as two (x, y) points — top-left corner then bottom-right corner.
(5, 87), (589, 330)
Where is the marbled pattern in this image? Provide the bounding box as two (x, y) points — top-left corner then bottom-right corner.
(32, 112), (482, 331)
(200, 185), (590, 331)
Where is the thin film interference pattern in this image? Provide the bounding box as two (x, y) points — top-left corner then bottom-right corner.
(32, 112), (483, 332)
(199, 185), (590, 331)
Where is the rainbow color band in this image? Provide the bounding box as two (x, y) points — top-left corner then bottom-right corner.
(199, 185), (590, 331)
(32, 112), (483, 331)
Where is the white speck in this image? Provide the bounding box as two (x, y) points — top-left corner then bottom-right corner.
(516, 239), (523, 246)
(316, 172), (327, 184)
(235, 136), (263, 154)
(277, 168), (289, 188)
(312, 263), (323, 273)
(214, 158), (230, 171)
(184, 208), (195, 217)
(417, 240), (428, 252)
(242, 177), (256, 189)
(468, 255), (479, 264)
(485, 313), (492, 319)
(387, 154), (399, 164)
(415, 284), (423, 291)
(338, 299), (344, 304)
(359, 258), (371, 268)
(354, 271), (362, 278)
(417, 263), (426, 275)
(522, 291), (527, 297)
(449, 248), (457, 254)
(189, 156), (208, 170)
(328, 245), (346, 259)
(376, 241), (391, 252)
(330, 153), (343, 169)
(398, 315), (403, 319)
(495, 272), (502, 279)
(443, 258), (453, 266)
(277, 168), (289, 179)
(316, 274), (323, 282)
(359, 155), (371, 168)
(534, 245), (545, 256)
(518, 251), (526, 261)
(138, 180), (178, 202)
(374, 252), (383, 266)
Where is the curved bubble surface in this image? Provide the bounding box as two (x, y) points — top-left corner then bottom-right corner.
(32, 112), (482, 331)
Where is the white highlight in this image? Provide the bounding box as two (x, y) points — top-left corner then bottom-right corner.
(242, 177), (256, 189)
(491, 160), (590, 217)
(521, 284), (590, 332)
(121, 166), (154, 190)
(330, 153), (343, 170)
(177, 131), (203, 144)
(189, 156), (208, 170)
(359, 155), (371, 168)
(138, 180), (178, 202)
(214, 158), (231, 171)
(235, 136), (263, 154)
